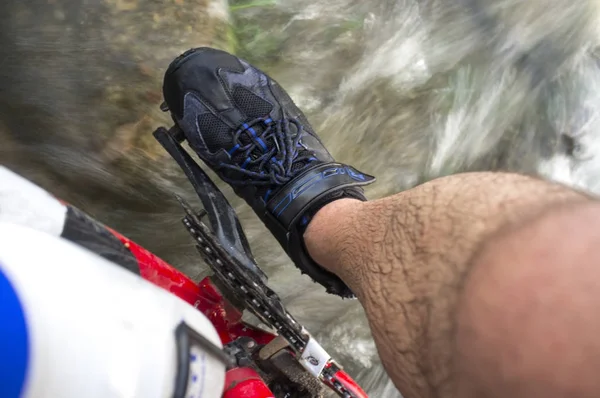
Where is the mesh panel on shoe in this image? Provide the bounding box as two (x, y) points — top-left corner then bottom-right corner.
(233, 86), (273, 118)
(291, 161), (310, 174)
(197, 113), (232, 153)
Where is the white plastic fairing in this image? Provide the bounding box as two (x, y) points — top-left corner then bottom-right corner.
(0, 223), (225, 398)
(0, 166), (67, 236)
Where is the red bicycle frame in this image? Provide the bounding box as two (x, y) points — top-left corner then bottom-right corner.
(105, 227), (280, 397)
(108, 227), (274, 347)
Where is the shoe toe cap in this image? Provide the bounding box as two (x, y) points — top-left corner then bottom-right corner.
(163, 47), (245, 119)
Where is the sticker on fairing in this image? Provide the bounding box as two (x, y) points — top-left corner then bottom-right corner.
(184, 346), (207, 398)
(173, 322), (230, 398)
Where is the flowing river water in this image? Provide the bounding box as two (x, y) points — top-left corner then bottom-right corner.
(3, 0), (600, 396)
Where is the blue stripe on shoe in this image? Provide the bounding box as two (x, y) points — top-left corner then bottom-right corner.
(241, 157), (251, 169)
(228, 144), (241, 155)
(256, 138), (268, 151)
(264, 189), (272, 202)
(244, 125), (268, 152)
(270, 157), (280, 166)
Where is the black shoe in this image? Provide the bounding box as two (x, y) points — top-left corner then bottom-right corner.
(161, 47), (375, 297)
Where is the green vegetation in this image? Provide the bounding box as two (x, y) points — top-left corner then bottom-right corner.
(231, 23), (284, 66)
(227, 0), (365, 69)
(229, 0), (277, 12)
(227, 0), (285, 67)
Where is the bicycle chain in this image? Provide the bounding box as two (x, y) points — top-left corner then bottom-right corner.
(181, 212), (359, 398)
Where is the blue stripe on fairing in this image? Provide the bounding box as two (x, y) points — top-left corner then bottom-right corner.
(0, 265), (29, 398)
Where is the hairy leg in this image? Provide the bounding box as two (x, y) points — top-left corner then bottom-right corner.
(304, 172), (595, 398)
(455, 200), (600, 398)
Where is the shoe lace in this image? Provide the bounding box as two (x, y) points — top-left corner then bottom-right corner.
(219, 117), (317, 189)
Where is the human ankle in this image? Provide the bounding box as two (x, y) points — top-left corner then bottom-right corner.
(303, 198), (363, 276)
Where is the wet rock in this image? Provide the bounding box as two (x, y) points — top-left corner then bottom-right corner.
(0, 0), (231, 211)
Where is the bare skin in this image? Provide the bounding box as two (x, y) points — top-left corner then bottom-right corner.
(304, 172), (600, 398)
